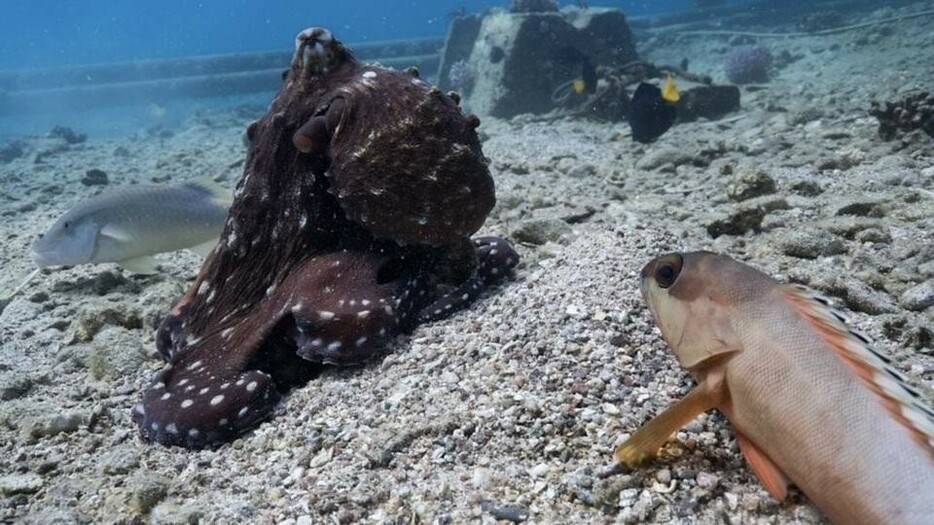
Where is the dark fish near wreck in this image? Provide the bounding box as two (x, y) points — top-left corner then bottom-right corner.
(132, 27), (518, 448)
(628, 75), (680, 143)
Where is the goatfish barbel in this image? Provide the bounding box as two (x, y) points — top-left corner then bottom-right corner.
(615, 251), (934, 524)
(31, 180), (231, 274)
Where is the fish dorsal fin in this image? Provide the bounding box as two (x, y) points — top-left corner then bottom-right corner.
(781, 284), (934, 454)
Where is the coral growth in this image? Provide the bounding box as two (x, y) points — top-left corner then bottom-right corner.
(510, 0), (559, 13)
(869, 91), (934, 140)
(724, 46), (772, 84)
(447, 59), (475, 94)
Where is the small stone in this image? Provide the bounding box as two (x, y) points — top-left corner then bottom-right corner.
(742, 493), (761, 512)
(788, 179), (823, 196)
(0, 373), (33, 400)
(567, 163), (597, 179)
(528, 463), (550, 477)
(833, 199), (887, 218)
(655, 469), (672, 484)
(854, 228), (891, 244)
(706, 197), (788, 238)
(100, 448), (140, 475)
(81, 168), (109, 186)
(695, 472), (719, 490)
(150, 498), (206, 524)
(727, 169), (775, 201)
(706, 207), (766, 238)
(635, 147), (694, 171)
(88, 327), (147, 381)
(308, 447), (333, 468)
(778, 229), (847, 259)
(472, 468), (492, 489)
(511, 218), (572, 245)
(835, 276), (898, 315)
(899, 281), (934, 311)
(617, 488), (640, 508)
(129, 474), (170, 515)
(0, 473), (44, 495)
(480, 500), (529, 523)
(23, 411), (88, 443)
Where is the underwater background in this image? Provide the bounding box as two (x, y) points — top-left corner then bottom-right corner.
(1, 1), (712, 69)
(0, 0), (751, 138)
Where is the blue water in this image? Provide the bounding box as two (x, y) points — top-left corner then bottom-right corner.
(0, 0), (753, 138)
(0, 1), (706, 69)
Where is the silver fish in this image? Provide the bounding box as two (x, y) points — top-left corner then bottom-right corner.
(32, 181), (231, 274)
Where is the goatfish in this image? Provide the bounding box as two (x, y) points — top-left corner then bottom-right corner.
(615, 251), (934, 524)
(628, 74), (679, 143)
(31, 180), (231, 274)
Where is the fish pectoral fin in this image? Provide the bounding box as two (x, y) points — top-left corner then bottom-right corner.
(99, 224), (133, 242)
(614, 382), (720, 467)
(735, 431), (790, 502)
(189, 239), (218, 258)
(118, 256), (160, 275)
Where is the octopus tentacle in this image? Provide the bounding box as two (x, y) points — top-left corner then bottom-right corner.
(284, 250), (427, 365)
(419, 236), (518, 323)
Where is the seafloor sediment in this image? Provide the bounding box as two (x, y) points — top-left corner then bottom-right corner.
(0, 3), (932, 523)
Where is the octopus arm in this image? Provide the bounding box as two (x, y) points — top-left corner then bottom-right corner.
(419, 236), (518, 323)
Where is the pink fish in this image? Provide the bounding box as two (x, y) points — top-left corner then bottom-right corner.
(615, 251), (934, 524)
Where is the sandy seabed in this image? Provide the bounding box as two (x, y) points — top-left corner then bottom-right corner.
(0, 3), (932, 524)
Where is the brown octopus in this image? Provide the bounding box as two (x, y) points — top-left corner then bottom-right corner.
(133, 27), (518, 448)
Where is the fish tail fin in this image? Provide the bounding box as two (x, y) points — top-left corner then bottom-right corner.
(186, 177), (234, 207)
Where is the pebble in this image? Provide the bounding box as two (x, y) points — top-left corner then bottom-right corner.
(0, 473), (44, 495)
(100, 448), (140, 475)
(695, 472), (719, 491)
(899, 281), (934, 311)
(833, 198), (887, 217)
(634, 147), (693, 171)
(511, 218), (572, 245)
(480, 500), (529, 523)
(528, 463), (550, 478)
(706, 206), (766, 238)
(81, 168), (109, 186)
(835, 276), (898, 315)
(727, 169), (776, 201)
(777, 229), (846, 259)
(0, 373), (33, 401)
(150, 499), (207, 525)
(129, 474), (170, 514)
(22, 411), (89, 443)
(88, 327), (147, 380)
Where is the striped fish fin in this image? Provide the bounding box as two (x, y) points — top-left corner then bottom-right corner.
(781, 284), (934, 454)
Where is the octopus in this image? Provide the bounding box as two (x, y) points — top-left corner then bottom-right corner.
(132, 27), (518, 448)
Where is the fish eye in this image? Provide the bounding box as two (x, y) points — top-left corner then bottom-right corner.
(654, 254), (683, 289)
(63, 221), (70, 229)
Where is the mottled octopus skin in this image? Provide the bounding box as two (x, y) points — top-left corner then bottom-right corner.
(133, 27), (517, 448)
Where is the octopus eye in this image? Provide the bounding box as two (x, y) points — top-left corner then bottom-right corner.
(654, 254), (683, 289)
(245, 121), (259, 144)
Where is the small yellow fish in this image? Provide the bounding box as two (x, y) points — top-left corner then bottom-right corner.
(572, 78), (588, 95)
(661, 74), (679, 103)
(615, 252), (934, 524)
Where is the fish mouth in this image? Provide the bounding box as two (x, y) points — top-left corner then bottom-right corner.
(30, 249), (57, 268)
